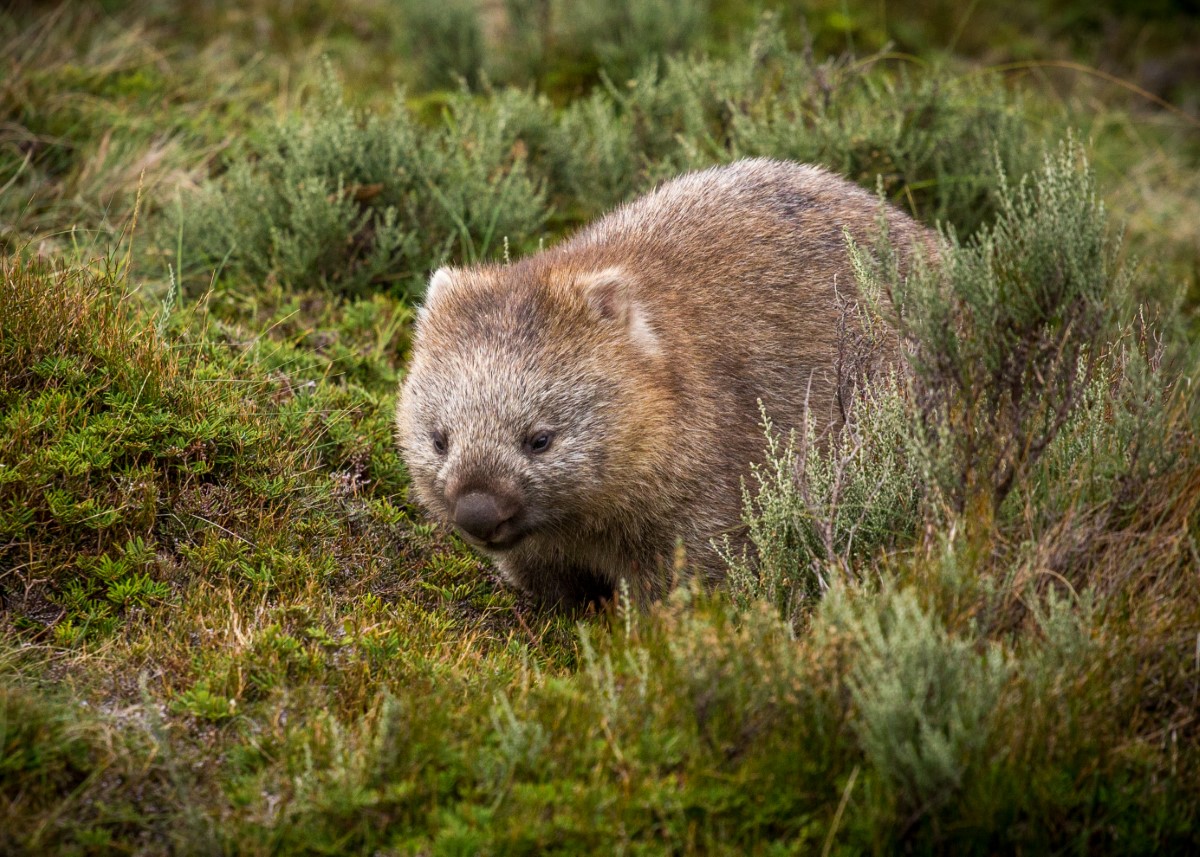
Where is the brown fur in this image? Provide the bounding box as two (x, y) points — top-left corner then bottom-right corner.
(396, 159), (932, 607)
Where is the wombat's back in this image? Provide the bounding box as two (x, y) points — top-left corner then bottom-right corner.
(547, 158), (922, 472)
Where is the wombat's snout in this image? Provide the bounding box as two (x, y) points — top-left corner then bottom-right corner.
(451, 490), (522, 545)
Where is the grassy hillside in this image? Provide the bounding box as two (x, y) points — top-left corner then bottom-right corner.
(2, 1), (1199, 853)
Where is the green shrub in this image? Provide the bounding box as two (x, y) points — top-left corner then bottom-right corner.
(180, 34), (1040, 299)
(395, 0), (487, 90)
(179, 69), (548, 297)
(726, 26), (1034, 236)
(725, 378), (920, 624)
(824, 587), (1009, 814)
(542, 53), (731, 217)
(544, 24), (1037, 232)
(857, 139), (1123, 519)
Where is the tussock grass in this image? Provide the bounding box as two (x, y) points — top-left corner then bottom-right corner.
(2, 1), (1199, 853)
(0, 5), (223, 255)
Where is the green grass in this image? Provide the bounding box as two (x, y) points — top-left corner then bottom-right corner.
(2, 1), (1199, 853)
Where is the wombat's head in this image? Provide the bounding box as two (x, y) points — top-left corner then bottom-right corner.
(396, 263), (669, 554)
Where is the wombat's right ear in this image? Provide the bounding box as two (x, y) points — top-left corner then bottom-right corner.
(581, 267), (661, 358)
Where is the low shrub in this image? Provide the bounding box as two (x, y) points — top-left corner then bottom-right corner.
(179, 69), (548, 297)
(179, 38), (1037, 299)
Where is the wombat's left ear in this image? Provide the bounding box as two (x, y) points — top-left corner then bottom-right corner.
(418, 266), (458, 324)
(581, 268), (660, 357)
(425, 266), (458, 303)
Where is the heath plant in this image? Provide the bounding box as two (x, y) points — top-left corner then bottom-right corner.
(179, 68), (547, 298)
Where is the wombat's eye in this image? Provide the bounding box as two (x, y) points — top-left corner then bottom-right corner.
(431, 430), (448, 455)
(525, 431), (554, 454)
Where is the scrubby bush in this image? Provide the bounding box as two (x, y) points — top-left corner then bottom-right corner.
(734, 141), (1197, 629)
(180, 34), (1038, 299)
(725, 378), (921, 622)
(543, 17), (1037, 231)
(400, 0), (712, 91)
(727, 48), (1034, 238)
(889, 139), (1122, 517)
(180, 69), (548, 297)
(828, 587), (1010, 814)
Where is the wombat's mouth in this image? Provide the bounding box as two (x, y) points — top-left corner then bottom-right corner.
(458, 521), (529, 552)
(484, 532), (526, 551)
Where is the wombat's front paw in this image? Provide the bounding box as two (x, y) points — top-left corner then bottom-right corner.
(508, 560), (616, 612)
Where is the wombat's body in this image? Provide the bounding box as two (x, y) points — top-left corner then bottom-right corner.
(396, 159), (930, 606)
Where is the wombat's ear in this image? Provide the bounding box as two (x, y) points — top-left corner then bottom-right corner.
(419, 266), (458, 323)
(581, 267), (660, 357)
(425, 266), (457, 303)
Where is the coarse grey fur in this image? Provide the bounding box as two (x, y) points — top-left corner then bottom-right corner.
(396, 158), (932, 607)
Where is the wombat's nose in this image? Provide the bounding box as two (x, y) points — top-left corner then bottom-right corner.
(453, 491), (519, 542)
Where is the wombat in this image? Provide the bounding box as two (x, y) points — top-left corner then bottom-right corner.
(396, 158), (931, 607)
